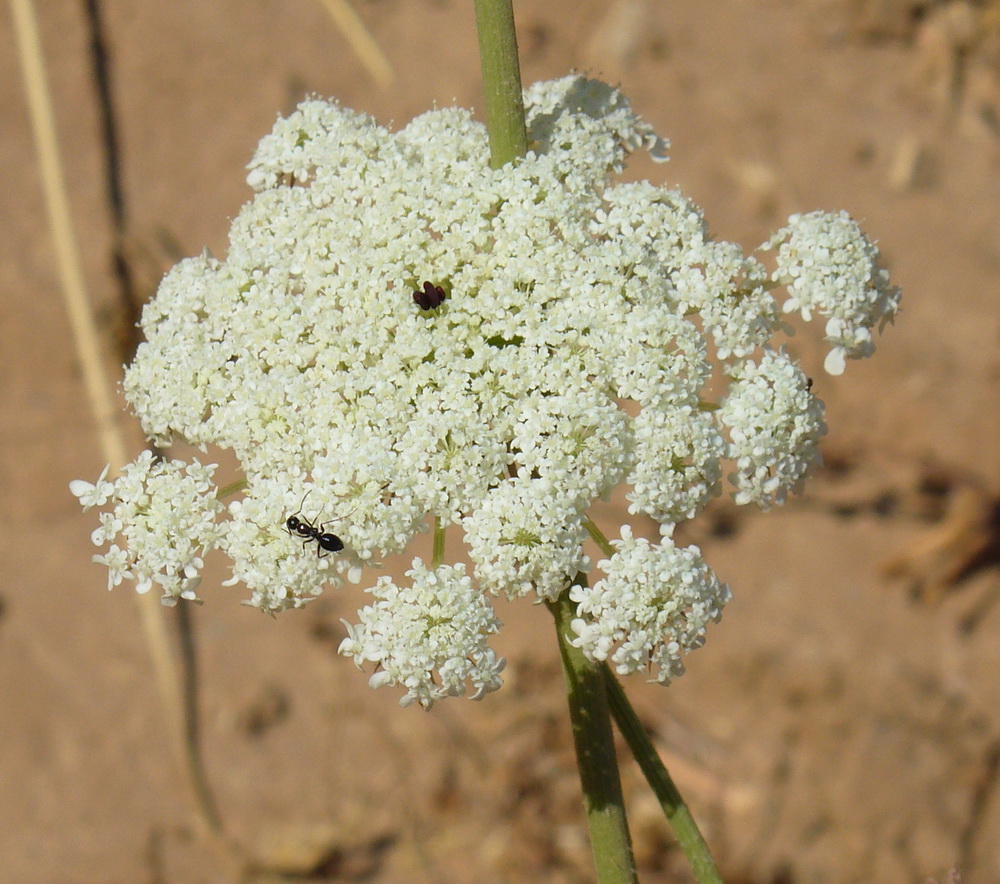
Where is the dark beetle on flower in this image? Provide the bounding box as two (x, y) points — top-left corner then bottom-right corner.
(413, 281), (447, 310)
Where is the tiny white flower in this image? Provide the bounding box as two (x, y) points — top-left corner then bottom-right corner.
(93, 544), (131, 590)
(69, 464), (113, 509)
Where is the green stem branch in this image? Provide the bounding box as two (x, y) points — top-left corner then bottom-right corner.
(603, 666), (724, 884)
(473, 0), (528, 167)
(432, 516), (446, 568)
(584, 514), (617, 558)
(548, 582), (637, 884)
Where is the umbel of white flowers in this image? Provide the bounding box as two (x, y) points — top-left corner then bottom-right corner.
(71, 76), (899, 708)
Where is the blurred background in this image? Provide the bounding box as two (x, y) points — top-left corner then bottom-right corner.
(3, 1), (1000, 881)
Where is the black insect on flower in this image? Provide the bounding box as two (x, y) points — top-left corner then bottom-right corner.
(284, 492), (346, 558)
(285, 510), (345, 558)
(413, 281), (448, 310)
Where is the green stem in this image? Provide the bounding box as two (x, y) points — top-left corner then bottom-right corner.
(548, 581), (637, 884)
(473, 0), (528, 168)
(584, 514), (617, 559)
(603, 666), (724, 884)
(215, 477), (247, 500)
(432, 516), (446, 568)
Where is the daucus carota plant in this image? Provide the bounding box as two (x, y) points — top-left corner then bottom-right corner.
(72, 74), (898, 709)
(71, 36), (902, 877)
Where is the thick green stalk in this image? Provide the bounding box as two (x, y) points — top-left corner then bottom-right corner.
(473, 0), (528, 167)
(548, 583), (638, 884)
(603, 667), (724, 884)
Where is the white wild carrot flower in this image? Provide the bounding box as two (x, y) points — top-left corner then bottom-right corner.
(339, 560), (504, 709)
(569, 527), (731, 684)
(766, 209), (901, 375)
(71, 451), (224, 604)
(73, 75), (898, 704)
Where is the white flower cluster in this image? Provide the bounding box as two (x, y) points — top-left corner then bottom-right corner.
(339, 560), (504, 708)
(70, 452), (224, 603)
(766, 210), (901, 375)
(73, 75), (899, 704)
(718, 350), (827, 509)
(570, 527), (731, 684)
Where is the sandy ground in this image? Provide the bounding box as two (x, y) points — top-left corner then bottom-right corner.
(3, 1), (1000, 882)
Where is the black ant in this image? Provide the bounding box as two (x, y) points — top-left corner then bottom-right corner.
(284, 493), (346, 557)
